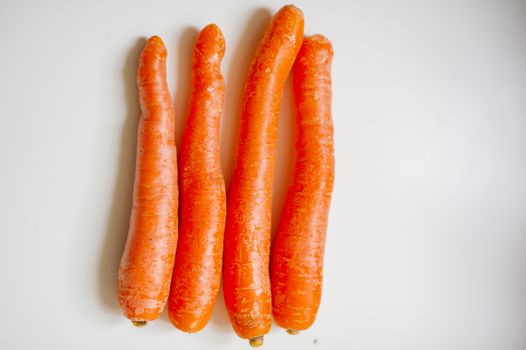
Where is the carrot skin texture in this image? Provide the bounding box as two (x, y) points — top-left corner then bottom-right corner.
(222, 5), (304, 342)
(168, 24), (226, 333)
(117, 36), (178, 322)
(270, 35), (335, 332)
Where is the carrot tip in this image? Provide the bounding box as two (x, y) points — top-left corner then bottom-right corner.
(131, 320), (148, 327)
(148, 35), (163, 44)
(283, 4), (303, 15)
(286, 329), (299, 335)
(249, 336), (264, 347)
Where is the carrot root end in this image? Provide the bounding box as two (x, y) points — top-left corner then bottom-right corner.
(249, 336), (264, 347)
(131, 320), (148, 327)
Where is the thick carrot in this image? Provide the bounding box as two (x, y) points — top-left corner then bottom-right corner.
(270, 35), (334, 334)
(223, 5), (304, 346)
(117, 36), (178, 326)
(168, 24), (226, 333)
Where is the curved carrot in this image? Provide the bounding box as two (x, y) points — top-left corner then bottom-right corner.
(168, 24), (226, 333)
(223, 5), (304, 346)
(117, 36), (178, 326)
(270, 35), (334, 333)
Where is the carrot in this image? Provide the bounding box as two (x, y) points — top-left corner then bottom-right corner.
(270, 35), (334, 334)
(167, 24), (226, 333)
(223, 5), (304, 346)
(117, 36), (178, 326)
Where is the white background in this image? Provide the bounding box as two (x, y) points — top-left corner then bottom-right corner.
(1, 0), (525, 349)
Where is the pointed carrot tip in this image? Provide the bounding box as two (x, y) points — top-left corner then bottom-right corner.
(148, 35), (164, 45)
(282, 4), (303, 15)
(197, 23), (226, 59)
(144, 35), (167, 57)
(201, 23), (225, 43)
(277, 4), (304, 22)
(203, 23), (220, 33)
(302, 35), (334, 57)
(307, 34), (331, 45)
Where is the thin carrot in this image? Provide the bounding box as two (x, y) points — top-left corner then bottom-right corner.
(270, 35), (334, 334)
(117, 36), (178, 326)
(223, 5), (304, 346)
(168, 24), (226, 333)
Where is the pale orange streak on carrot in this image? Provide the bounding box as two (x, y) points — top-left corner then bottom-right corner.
(168, 24), (226, 333)
(270, 35), (334, 332)
(223, 5), (304, 343)
(117, 36), (178, 323)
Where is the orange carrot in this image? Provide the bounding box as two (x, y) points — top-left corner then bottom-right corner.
(223, 5), (304, 346)
(270, 35), (334, 334)
(168, 24), (226, 333)
(117, 36), (178, 326)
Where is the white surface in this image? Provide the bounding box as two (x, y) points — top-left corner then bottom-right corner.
(1, 0), (526, 349)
